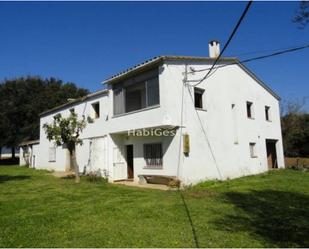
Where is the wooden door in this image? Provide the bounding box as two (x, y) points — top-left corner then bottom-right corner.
(266, 139), (278, 169)
(126, 145), (134, 179)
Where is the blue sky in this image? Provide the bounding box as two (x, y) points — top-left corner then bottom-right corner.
(0, 1), (308, 110)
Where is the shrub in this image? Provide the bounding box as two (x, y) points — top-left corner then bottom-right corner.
(168, 178), (181, 189)
(86, 169), (109, 183)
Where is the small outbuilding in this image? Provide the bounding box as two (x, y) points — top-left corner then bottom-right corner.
(19, 140), (40, 168)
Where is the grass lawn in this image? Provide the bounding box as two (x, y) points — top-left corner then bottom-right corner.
(0, 166), (308, 248)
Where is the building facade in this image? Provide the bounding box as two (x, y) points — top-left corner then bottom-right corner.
(32, 47), (285, 185)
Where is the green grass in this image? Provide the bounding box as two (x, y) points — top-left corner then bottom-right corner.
(0, 166), (308, 247)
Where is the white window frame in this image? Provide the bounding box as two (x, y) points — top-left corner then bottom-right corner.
(49, 147), (56, 162)
(91, 102), (100, 119)
(194, 87), (205, 109)
(249, 142), (257, 158)
(143, 143), (163, 169)
(246, 101), (254, 119)
(265, 105), (271, 121)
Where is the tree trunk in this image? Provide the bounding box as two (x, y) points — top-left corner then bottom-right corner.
(70, 147), (80, 183)
(11, 147), (15, 159)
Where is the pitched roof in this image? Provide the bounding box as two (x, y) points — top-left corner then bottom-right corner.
(102, 55), (237, 84)
(41, 55), (280, 118)
(103, 55), (280, 100)
(40, 89), (108, 117)
(19, 139), (40, 146)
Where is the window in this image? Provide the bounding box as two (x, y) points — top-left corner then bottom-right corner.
(147, 77), (160, 106)
(49, 147), (56, 162)
(231, 104), (238, 144)
(113, 88), (125, 115)
(246, 101), (254, 118)
(144, 143), (163, 168)
(265, 106), (271, 121)
(125, 82), (146, 112)
(92, 102), (100, 119)
(249, 142), (257, 158)
(194, 87), (204, 109)
(113, 71), (160, 115)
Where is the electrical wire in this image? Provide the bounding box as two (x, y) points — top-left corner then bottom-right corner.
(176, 65), (186, 180)
(226, 42), (309, 57)
(186, 87), (223, 180)
(187, 43), (309, 78)
(176, 1), (253, 181)
(193, 0), (253, 87)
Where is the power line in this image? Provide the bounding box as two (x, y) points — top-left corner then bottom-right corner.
(188, 43), (309, 77)
(226, 42), (309, 57)
(186, 87), (223, 179)
(241, 44), (309, 63)
(176, 1), (252, 181)
(176, 64), (186, 180)
(193, 0), (253, 87)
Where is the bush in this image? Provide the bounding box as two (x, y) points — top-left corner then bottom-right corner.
(85, 169), (109, 183)
(168, 178), (181, 188)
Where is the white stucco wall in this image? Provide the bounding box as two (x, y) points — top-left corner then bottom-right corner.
(36, 59), (284, 185)
(160, 60), (284, 184)
(19, 143), (39, 168)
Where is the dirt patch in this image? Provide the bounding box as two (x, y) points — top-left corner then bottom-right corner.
(51, 171), (75, 178)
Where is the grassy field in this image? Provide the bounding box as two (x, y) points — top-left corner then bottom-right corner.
(0, 166), (308, 248)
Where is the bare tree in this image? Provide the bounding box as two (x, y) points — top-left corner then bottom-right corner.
(293, 1), (309, 28)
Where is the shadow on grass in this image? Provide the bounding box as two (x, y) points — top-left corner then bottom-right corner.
(60, 174), (76, 180)
(179, 190), (200, 248)
(0, 175), (31, 183)
(214, 190), (309, 247)
(0, 157), (19, 165)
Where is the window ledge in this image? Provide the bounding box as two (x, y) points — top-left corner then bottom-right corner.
(112, 105), (160, 118)
(143, 166), (163, 170)
(196, 108), (207, 112)
(251, 156), (258, 158)
(248, 117), (255, 120)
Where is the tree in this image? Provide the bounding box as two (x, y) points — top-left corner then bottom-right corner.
(43, 110), (87, 183)
(293, 0), (309, 28)
(0, 112), (8, 159)
(281, 98), (309, 157)
(0, 77), (89, 157)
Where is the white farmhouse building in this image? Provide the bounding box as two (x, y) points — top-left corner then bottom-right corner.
(27, 42), (285, 185)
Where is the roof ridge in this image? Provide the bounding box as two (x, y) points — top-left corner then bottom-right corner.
(103, 55), (237, 84)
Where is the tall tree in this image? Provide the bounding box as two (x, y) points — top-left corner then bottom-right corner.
(43, 110), (87, 183)
(0, 76), (89, 155)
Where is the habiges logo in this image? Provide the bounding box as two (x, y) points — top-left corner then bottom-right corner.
(128, 128), (177, 136)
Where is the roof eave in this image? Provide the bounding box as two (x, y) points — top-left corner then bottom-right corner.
(236, 61), (281, 101)
(19, 139), (40, 146)
(102, 56), (165, 85)
(39, 89), (109, 117)
(102, 56), (238, 85)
